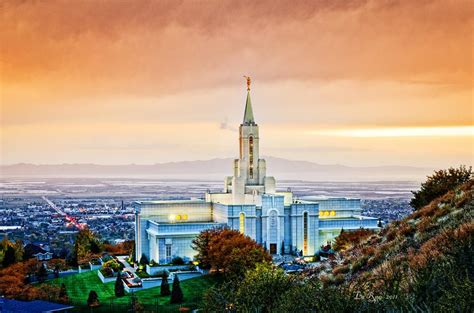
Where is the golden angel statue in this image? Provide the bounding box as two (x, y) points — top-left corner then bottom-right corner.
(243, 76), (251, 91)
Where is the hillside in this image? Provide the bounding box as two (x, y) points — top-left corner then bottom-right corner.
(321, 179), (473, 311)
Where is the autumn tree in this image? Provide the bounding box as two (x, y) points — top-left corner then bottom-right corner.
(411, 165), (472, 210)
(191, 227), (222, 269)
(192, 227), (271, 279)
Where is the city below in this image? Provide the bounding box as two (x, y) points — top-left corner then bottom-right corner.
(0, 178), (414, 257)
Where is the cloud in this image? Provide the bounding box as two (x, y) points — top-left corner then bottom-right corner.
(2, 0), (471, 98)
(220, 120), (238, 132)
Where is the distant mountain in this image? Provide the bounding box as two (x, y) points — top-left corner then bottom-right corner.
(0, 157), (432, 181)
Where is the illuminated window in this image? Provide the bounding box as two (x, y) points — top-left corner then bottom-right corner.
(182, 214), (188, 220)
(330, 211), (336, 216)
(176, 215), (181, 221)
(239, 212), (245, 234)
(303, 212), (308, 255)
(249, 136), (254, 178)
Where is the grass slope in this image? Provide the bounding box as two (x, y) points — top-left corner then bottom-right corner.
(46, 271), (218, 311)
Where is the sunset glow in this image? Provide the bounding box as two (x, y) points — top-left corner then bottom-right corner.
(1, 0), (472, 168)
(310, 126), (474, 138)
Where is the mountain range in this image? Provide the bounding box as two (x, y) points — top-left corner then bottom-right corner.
(0, 157), (433, 181)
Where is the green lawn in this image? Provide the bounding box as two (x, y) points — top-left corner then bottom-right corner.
(45, 270), (219, 312)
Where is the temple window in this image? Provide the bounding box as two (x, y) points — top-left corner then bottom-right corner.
(303, 212), (308, 255)
(239, 212), (245, 234)
(249, 136), (254, 178)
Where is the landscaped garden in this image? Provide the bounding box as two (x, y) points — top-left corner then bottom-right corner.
(45, 270), (219, 312)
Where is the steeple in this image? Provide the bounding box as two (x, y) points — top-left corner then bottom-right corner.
(243, 91), (255, 125)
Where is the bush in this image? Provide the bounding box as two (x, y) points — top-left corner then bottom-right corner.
(99, 267), (114, 277)
(171, 256), (185, 265)
(410, 166), (471, 210)
(87, 290), (99, 307)
(333, 264), (350, 275)
(102, 259), (122, 271)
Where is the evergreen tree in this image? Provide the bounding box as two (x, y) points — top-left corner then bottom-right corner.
(130, 293), (143, 312)
(160, 272), (170, 296)
(170, 275), (184, 304)
(58, 283), (69, 303)
(139, 253), (149, 265)
(2, 245), (16, 267)
(130, 244), (136, 263)
(87, 290), (99, 307)
(114, 271), (125, 297)
(54, 264), (60, 278)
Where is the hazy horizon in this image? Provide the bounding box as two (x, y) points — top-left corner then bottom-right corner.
(1, 1), (473, 168)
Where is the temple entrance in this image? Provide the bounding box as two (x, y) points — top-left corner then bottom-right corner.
(270, 243), (277, 255)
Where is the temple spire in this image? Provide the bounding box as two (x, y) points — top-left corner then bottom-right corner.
(243, 76), (255, 125)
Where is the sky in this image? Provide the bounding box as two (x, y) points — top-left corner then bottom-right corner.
(1, 0), (473, 168)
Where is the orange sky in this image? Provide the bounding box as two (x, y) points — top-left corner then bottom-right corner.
(1, 0), (473, 167)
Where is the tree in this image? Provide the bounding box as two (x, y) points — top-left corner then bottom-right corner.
(192, 228), (271, 279)
(191, 227), (222, 269)
(37, 263), (48, 282)
(72, 228), (101, 266)
(2, 245), (16, 268)
(410, 165), (472, 210)
(87, 290), (99, 307)
(130, 293), (143, 312)
(203, 263), (297, 312)
(160, 272), (171, 296)
(114, 271), (125, 297)
(58, 283), (69, 303)
(170, 275), (184, 304)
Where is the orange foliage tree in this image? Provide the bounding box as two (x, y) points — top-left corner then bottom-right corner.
(192, 227), (271, 279)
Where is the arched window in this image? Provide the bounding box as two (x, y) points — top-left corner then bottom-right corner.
(239, 212), (245, 234)
(303, 212), (308, 255)
(249, 136), (254, 178)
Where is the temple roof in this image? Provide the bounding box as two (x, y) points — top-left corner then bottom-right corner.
(243, 91), (255, 125)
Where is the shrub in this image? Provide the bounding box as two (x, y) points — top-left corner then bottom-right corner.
(102, 259), (122, 271)
(410, 165), (471, 210)
(171, 256), (185, 265)
(87, 290), (99, 307)
(160, 272), (170, 296)
(99, 267), (114, 277)
(334, 274), (345, 285)
(333, 264), (350, 275)
(114, 272), (125, 297)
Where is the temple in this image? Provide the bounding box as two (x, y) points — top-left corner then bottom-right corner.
(134, 81), (379, 263)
